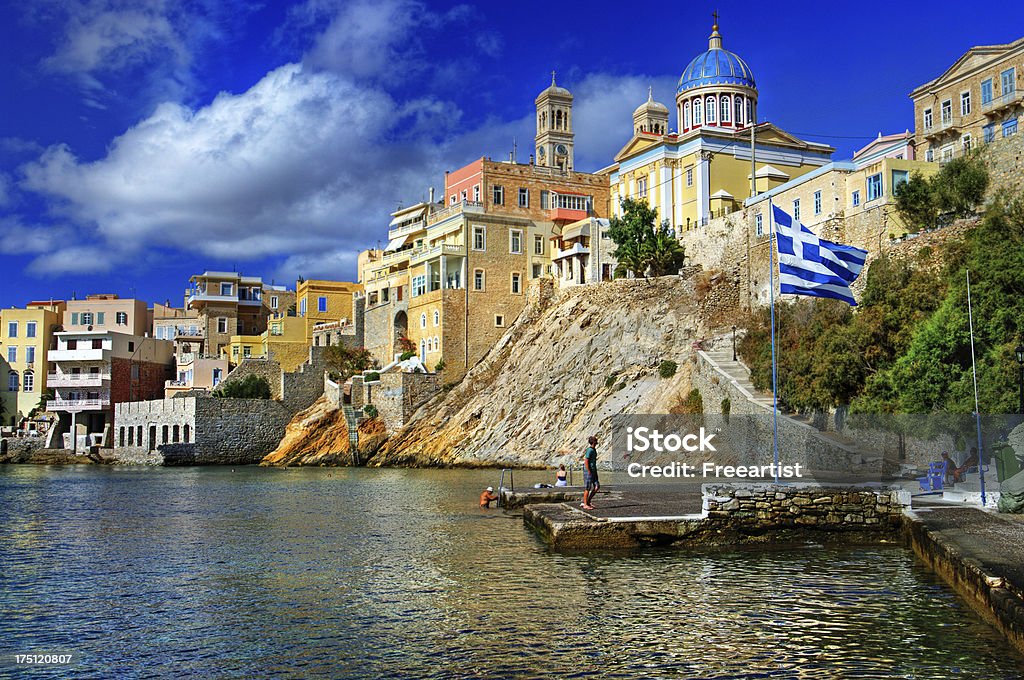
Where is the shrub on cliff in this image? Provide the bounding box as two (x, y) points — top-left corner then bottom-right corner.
(363, 404), (378, 418)
(659, 360), (678, 379)
(214, 374), (271, 399)
(895, 153), (989, 231)
(608, 198), (686, 278)
(324, 345), (374, 382)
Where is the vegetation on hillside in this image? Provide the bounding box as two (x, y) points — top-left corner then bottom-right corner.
(741, 160), (1024, 415)
(214, 374), (272, 399)
(324, 345), (374, 382)
(894, 154), (989, 231)
(608, 198), (686, 278)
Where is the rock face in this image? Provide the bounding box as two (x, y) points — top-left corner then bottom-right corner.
(370, 276), (708, 468)
(261, 397), (387, 467)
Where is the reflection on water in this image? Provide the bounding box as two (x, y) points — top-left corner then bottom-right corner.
(1, 465), (1022, 679)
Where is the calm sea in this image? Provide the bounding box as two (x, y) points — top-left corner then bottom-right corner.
(1, 465), (1022, 679)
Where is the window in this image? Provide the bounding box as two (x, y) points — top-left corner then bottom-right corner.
(81, 312), (93, 326)
(892, 170), (909, 191)
(686, 167), (693, 187)
(472, 225), (486, 251)
(6, 321), (16, 338)
(940, 99), (952, 126)
(1003, 118), (1018, 138)
(23, 371), (33, 392)
(684, 101), (691, 128)
(495, 315), (505, 328)
(25, 322), (36, 338)
(433, 310), (439, 326)
(693, 99), (702, 125)
(420, 313), (427, 329)
(511, 272), (522, 295)
(532, 263), (542, 278)
(270, 295), (279, 309)
(852, 190), (860, 207)
(755, 213), (763, 236)
(866, 173), (883, 201)
(299, 298), (307, 316)
(706, 96), (716, 123)
(962, 135), (972, 153)
(7, 346), (15, 363)
(926, 148), (934, 162)
(813, 190), (822, 216)
(982, 79), (993, 105)
(450, 195), (457, 205)
(232, 346), (239, 357)
(1002, 68), (1016, 96)
(510, 229), (523, 254)
(212, 369), (222, 386)
(26, 347), (34, 364)
(552, 193), (590, 211)
(940, 146), (953, 162)
(961, 91), (971, 116)
(220, 282), (233, 296)
(127, 341), (135, 352)
(746, 100), (752, 123)
(792, 199), (800, 221)
(96, 312), (104, 325)
(217, 317), (228, 334)
(518, 187), (529, 207)
(984, 124), (995, 143)
(115, 311), (128, 325)
(638, 177), (647, 198)
(7, 371), (17, 392)
(243, 346), (252, 358)
(412, 275), (427, 297)
(271, 323), (283, 336)
(923, 108), (932, 129)
(534, 235), (544, 255)
(492, 185), (504, 205)
(473, 269), (485, 291)
(720, 95), (730, 122)
(70, 312), (79, 325)
(473, 185), (480, 201)
(735, 97), (743, 125)
(461, 190), (467, 202)
(433, 337), (439, 352)
(317, 296), (328, 313)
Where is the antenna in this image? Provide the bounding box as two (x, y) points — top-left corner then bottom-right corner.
(513, 137), (517, 163)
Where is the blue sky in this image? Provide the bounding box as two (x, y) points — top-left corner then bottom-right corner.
(2, 1), (1023, 308)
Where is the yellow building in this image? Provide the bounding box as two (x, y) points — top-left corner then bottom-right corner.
(606, 20), (834, 229)
(226, 334), (265, 366)
(226, 314), (312, 372)
(911, 36), (1023, 162)
(1, 302), (65, 426)
(296, 279), (362, 342)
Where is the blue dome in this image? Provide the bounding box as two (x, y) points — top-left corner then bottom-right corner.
(677, 47), (756, 93)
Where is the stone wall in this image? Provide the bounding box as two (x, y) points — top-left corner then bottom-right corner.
(223, 358), (283, 398)
(280, 346), (326, 412)
(983, 131), (1024, 199)
(372, 371), (442, 433)
(113, 396), (291, 465)
(703, 483), (910, 531)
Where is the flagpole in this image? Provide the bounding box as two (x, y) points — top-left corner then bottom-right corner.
(966, 270), (987, 506)
(768, 201), (780, 484)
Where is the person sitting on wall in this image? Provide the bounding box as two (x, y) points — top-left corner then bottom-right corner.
(555, 464), (568, 487)
(952, 448), (980, 483)
(940, 451), (956, 484)
(479, 486), (499, 508)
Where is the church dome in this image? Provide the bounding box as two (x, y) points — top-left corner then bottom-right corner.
(537, 72), (572, 101)
(677, 25), (756, 94)
(634, 88), (669, 116)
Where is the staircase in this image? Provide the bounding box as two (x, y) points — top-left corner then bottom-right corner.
(342, 405), (361, 465)
(702, 347), (776, 409)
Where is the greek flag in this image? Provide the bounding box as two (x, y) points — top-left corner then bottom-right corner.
(771, 203), (867, 306)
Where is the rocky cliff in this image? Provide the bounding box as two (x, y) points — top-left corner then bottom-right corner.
(260, 397), (387, 467)
(368, 276), (712, 468)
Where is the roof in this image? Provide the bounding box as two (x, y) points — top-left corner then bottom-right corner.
(677, 24), (756, 94)
(634, 87), (669, 116)
(536, 72), (572, 101)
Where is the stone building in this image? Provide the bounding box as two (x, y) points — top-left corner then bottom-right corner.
(911, 36), (1023, 162)
(606, 20), (834, 230)
(551, 217), (616, 287)
(361, 78), (610, 381)
(184, 271), (273, 359)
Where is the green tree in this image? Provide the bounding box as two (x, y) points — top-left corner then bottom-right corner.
(214, 374), (272, 399)
(894, 172), (938, 231)
(28, 389), (54, 418)
(608, 198), (686, 278)
(934, 154), (989, 217)
(324, 345), (374, 382)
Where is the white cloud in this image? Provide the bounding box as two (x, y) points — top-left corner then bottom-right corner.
(0, 219), (77, 257)
(26, 246), (116, 275)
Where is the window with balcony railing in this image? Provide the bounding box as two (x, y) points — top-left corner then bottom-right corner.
(552, 193), (590, 211)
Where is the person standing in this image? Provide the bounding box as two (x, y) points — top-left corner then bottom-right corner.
(582, 436), (599, 510)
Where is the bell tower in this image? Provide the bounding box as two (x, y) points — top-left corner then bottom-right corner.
(535, 72), (574, 171)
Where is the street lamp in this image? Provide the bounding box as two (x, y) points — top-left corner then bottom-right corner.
(732, 325), (737, 362)
(1015, 344), (1024, 415)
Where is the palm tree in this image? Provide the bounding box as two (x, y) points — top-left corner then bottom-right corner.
(609, 198), (685, 278)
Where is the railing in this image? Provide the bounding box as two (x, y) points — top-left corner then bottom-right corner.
(410, 242), (466, 265)
(387, 219), (425, 241)
(173, 328), (204, 338)
(50, 398), (108, 410)
(982, 90), (1023, 114)
(923, 114), (960, 137)
(554, 242), (589, 259)
(47, 372), (110, 382)
(426, 200), (484, 226)
(497, 468), (515, 508)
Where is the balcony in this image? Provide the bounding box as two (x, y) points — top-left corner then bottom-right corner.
(47, 372), (111, 387)
(410, 243), (466, 266)
(387, 219), (426, 242)
(48, 348), (110, 362)
(186, 289), (237, 306)
(982, 90), (1023, 115)
(554, 242), (590, 260)
(49, 398), (109, 411)
(922, 114), (960, 140)
(173, 328), (205, 339)
(426, 200), (484, 226)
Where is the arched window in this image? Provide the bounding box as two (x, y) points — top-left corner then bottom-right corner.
(555, 110), (562, 130)
(684, 102), (691, 129)
(420, 339), (426, 358)
(706, 96), (716, 123)
(720, 96), (730, 123)
(183, 424), (190, 443)
(693, 99), (703, 125)
(420, 313), (427, 329)
(172, 425), (180, 443)
(747, 100), (753, 124)
(433, 337), (439, 352)
(7, 371), (17, 392)
(433, 310), (439, 326)
(735, 98), (744, 125)
(22, 370), (33, 392)
(128, 427), (134, 446)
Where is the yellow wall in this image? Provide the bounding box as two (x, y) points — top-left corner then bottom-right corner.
(226, 334), (264, 365)
(264, 315), (310, 372)
(296, 279), (362, 341)
(0, 306), (63, 425)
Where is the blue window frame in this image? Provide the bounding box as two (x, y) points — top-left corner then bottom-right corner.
(1003, 118), (1018, 138)
(755, 213), (763, 236)
(892, 170), (909, 191)
(981, 79), (993, 105)
(7, 346), (15, 363)
(984, 124), (996, 143)
(852, 190), (860, 207)
(866, 173), (883, 202)
(317, 296), (327, 313)
(1001, 68), (1016, 96)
